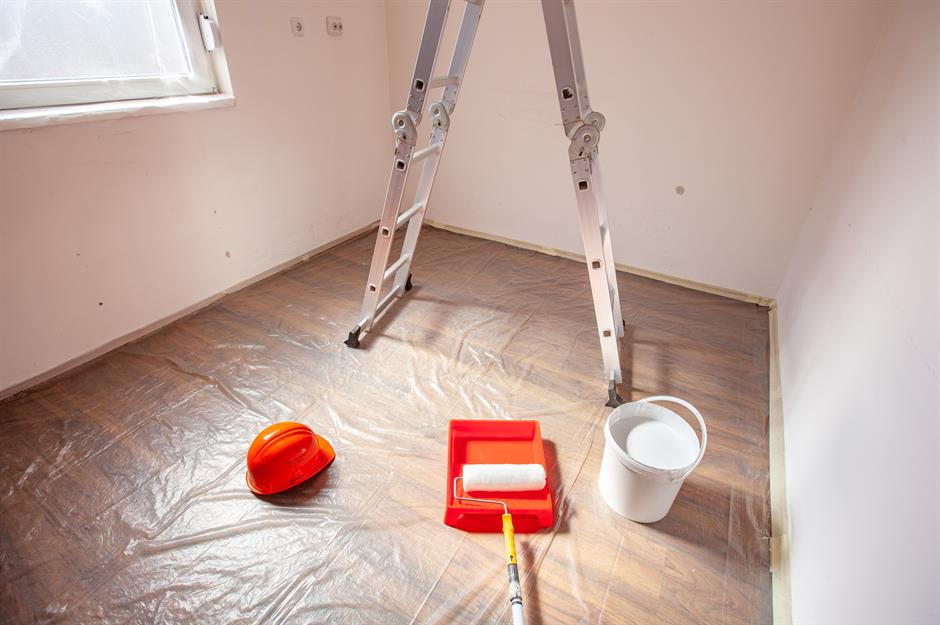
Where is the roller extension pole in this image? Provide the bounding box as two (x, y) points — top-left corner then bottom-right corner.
(454, 472), (536, 625)
(502, 513), (525, 625)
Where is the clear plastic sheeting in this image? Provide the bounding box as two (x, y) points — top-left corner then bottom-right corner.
(0, 227), (772, 624)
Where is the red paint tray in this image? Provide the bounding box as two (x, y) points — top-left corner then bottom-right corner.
(444, 419), (554, 533)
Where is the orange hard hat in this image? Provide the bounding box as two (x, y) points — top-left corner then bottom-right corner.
(246, 421), (335, 495)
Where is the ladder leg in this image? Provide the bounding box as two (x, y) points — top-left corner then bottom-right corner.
(348, 0), (484, 347)
(393, 0), (485, 294)
(348, 0), (452, 348)
(593, 154), (624, 338)
(392, 129), (441, 295)
(571, 150), (624, 404)
(542, 0), (623, 406)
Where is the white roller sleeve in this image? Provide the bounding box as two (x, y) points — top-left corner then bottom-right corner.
(462, 464), (546, 492)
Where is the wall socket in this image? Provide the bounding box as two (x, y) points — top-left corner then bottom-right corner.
(326, 16), (343, 36)
(290, 17), (304, 37)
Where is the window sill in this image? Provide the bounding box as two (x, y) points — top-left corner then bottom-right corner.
(0, 93), (236, 132)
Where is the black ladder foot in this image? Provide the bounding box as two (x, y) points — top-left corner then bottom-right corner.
(404, 273), (414, 292)
(605, 381), (623, 408)
(345, 325), (362, 349)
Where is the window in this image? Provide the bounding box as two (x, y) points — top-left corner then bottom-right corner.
(0, 0), (232, 124)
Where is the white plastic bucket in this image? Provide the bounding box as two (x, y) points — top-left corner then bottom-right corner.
(598, 395), (706, 523)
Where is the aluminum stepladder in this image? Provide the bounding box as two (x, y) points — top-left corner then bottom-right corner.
(345, 0), (625, 408)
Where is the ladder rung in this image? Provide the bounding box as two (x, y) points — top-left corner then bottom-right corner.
(360, 281), (403, 328)
(412, 144), (441, 163)
(396, 202), (425, 227)
(384, 254), (412, 281)
(429, 75), (460, 89)
(375, 285), (402, 317)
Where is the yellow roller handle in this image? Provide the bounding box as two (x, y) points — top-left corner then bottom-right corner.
(501, 513), (517, 565)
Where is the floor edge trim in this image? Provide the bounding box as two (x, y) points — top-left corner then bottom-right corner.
(423, 219), (776, 308)
(768, 306), (793, 624)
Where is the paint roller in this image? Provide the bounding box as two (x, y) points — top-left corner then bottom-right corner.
(454, 463), (547, 625)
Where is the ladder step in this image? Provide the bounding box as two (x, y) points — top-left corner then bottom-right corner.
(376, 284), (402, 317)
(412, 144), (441, 163)
(396, 202), (426, 227)
(429, 75), (460, 89)
(384, 254), (412, 281)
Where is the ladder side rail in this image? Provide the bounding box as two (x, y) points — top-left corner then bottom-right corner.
(407, 0), (453, 123)
(558, 1), (623, 340)
(392, 128), (445, 295)
(542, 0), (624, 405)
(591, 154), (624, 339)
(392, 0), (486, 294)
(571, 154), (623, 386)
(354, 0), (452, 334)
(441, 0), (485, 110)
(561, 0), (591, 115)
(357, 142), (416, 330)
(541, 0), (586, 134)
(556, 0), (622, 339)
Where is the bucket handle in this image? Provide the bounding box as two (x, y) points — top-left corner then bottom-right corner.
(638, 395), (707, 482)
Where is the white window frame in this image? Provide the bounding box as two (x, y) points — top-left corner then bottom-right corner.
(0, 0), (234, 131)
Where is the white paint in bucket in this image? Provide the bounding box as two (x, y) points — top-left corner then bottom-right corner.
(598, 396), (706, 523)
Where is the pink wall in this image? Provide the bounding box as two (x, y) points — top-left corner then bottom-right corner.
(384, 0), (890, 297)
(778, 2), (939, 621)
(0, 1), (391, 393)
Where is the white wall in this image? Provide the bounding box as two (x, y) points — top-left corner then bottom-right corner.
(777, 1), (939, 622)
(385, 0), (890, 297)
(0, 1), (391, 394)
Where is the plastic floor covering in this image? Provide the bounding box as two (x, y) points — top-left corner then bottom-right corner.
(0, 226), (772, 624)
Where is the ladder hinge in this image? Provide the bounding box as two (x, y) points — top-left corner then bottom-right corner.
(568, 122), (600, 160)
(429, 101), (451, 130)
(391, 110), (418, 145)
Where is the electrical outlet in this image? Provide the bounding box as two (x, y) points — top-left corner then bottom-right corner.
(290, 16), (304, 37)
(326, 16), (343, 36)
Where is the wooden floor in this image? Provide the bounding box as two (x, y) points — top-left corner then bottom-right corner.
(0, 226), (772, 624)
